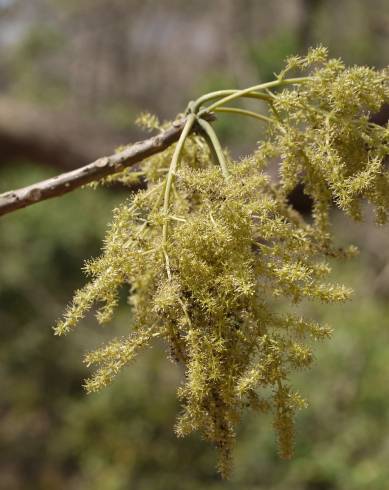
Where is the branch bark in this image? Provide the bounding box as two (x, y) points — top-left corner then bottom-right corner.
(0, 115), (211, 217)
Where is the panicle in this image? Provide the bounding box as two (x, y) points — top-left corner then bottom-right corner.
(55, 48), (389, 477)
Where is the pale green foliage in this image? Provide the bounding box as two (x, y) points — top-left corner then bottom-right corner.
(55, 48), (389, 478)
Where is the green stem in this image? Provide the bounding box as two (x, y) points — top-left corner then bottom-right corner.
(162, 114), (196, 244)
(162, 114), (197, 279)
(198, 77), (312, 113)
(214, 106), (274, 125)
(196, 117), (230, 180)
(192, 90), (272, 110)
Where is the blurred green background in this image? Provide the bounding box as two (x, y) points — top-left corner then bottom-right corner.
(0, 1), (388, 489)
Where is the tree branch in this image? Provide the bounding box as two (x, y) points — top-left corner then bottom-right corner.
(0, 115), (212, 217)
(1, 101), (386, 219)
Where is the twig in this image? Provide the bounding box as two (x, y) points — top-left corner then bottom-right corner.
(0, 114), (214, 217)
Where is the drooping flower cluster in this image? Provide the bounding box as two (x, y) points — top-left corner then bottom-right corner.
(55, 48), (389, 477)
(268, 52), (389, 228)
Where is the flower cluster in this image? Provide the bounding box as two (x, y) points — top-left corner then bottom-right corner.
(55, 48), (389, 477)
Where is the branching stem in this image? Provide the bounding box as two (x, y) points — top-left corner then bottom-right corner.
(162, 113), (196, 243)
(161, 113), (196, 278)
(192, 90), (273, 109)
(197, 77), (312, 113)
(214, 106), (274, 124)
(0, 76), (313, 218)
(196, 117), (230, 180)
